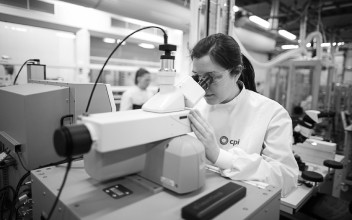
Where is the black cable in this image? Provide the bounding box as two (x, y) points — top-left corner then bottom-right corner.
(206, 0), (210, 36)
(46, 157), (72, 220)
(15, 151), (30, 172)
(7, 154), (75, 220)
(0, 192), (9, 220)
(0, 185), (16, 196)
(13, 59), (40, 85)
(60, 114), (74, 127)
(37, 155), (82, 169)
(85, 26), (167, 113)
(9, 171), (30, 220)
(0, 185), (16, 220)
(0, 193), (5, 220)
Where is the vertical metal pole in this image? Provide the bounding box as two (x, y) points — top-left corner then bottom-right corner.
(299, 14), (308, 48)
(216, 0), (231, 35)
(190, 0), (203, 47)
(312, 61), (322, 110)
(269, 0), (280, 31)
(286, 62), (294, 113)
(206, 0), (210, 36)
(215, 0), (221, 34)
(228, 0), (235, 36)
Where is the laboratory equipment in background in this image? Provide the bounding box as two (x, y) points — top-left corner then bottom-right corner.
(330, 84), (352, 152)
(267, 59), (336, 115)
(0, 62), (116, 197)
(292, 110), (335, 144)
(0, 56), (15, 87)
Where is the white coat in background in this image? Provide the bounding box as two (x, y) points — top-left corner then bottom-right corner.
(119, 86), (154, 111)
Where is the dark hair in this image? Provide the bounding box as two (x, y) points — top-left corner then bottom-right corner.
(134, 68), (150, 85)
(190, 33), (257, 92)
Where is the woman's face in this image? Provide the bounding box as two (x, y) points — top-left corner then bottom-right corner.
(137, 73), (151, 90)
(192, 55), (239, 105)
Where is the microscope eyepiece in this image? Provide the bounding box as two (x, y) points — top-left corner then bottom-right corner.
(192, 75), (212, 90)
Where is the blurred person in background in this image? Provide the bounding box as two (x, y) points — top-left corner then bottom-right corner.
(119, 68), (154, 110)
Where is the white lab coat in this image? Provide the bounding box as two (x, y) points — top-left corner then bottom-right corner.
(119, 86), (154, 111)
(195, 83), (299, 197)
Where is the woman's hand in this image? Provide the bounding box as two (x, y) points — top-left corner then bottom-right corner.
(188, 109), (220, 163)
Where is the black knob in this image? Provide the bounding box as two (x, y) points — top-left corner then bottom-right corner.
(53, 124), (92, 157)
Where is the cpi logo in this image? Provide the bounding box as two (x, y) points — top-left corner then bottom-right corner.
(219, 136), (240, 146)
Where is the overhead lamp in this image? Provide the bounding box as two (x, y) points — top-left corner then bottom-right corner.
(138, 43), (155, 49)
(281, 45), (298, 50)
(337, 42), (344, 46)
(278, 30), (296, 40)
(232, 5), (239, 12)
(305, 42), (344, 48)
(248, 15), (270, 29)
(103, 38), (116, 44)
(6, 26), (27, 32)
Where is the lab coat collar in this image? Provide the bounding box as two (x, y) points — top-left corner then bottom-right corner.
(214, 80), (246, 109)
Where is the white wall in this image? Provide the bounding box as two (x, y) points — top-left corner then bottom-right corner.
(0, 1), (185, 85)
(0, 21), (76, 85)
(246, 50), (269, 94)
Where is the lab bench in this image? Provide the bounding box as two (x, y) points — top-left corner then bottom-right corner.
(31, 160), (281, 220)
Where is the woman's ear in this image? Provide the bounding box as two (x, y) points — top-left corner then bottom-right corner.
(234, 65), (243, 74)
(233, 65), (243, 81)
(136, 75), (141, 84)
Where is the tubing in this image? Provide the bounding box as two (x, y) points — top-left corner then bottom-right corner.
(232, 30), (323, 68)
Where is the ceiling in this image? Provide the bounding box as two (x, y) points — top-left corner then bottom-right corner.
(60, 0), (352, 49)
(234, 0), (352, 46)
(59, 0), (191, 31)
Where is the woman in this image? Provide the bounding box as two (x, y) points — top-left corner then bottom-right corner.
(188, 33), (298, 197)
(120, 68), (154, 111)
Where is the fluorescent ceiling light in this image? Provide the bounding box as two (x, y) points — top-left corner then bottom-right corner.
(249, 15), (270, 29)
(281, 45), (299, 50)
(116, 39), (126, 45)
(138, 43), (155, 49)
(278, 30), (296, 40)
(305, 42), (344, 48)
(232, 5), (239, 12)
(6, 26), (27, 32)
(103, 38), (116, 44)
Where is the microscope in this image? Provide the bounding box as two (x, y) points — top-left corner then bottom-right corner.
(53, 41), (207, 194)
(293, 109), (335, 171)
